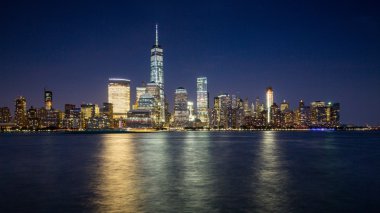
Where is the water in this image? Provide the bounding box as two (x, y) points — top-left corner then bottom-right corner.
(0, 131), (379, 212)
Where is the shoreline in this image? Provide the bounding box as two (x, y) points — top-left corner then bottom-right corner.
(0, 128), (378, 134)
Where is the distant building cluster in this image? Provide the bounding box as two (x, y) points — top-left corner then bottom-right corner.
(0, 26), (341, 131)
(209, 92), (340, 130)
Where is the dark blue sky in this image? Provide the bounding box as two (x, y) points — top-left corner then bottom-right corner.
(1, 0), (379, 125)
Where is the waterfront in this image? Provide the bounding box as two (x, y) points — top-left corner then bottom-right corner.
(0, 131), (379, 212)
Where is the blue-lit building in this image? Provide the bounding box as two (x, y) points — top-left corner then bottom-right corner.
(150, 25), (165, 123)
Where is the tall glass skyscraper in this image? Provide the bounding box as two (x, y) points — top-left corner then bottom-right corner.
(174, 87), (188, 127)
(44, 89), (53, 110)
(150, 24), (165, 123)
(108, 78), (130, 118)
(266, 87), (274, 124)
(197, 77), (209, 125)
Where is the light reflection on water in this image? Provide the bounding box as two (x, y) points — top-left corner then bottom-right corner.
(92, 132), (217, 212)
(94, 134), (141, 212)
(0, 131), (373, 212)
(254, 131), (289, 212)
(90, 132), (291, 212)
(181, 132), (214, 211)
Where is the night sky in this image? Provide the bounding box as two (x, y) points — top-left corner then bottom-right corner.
(1, 0), (379, 125)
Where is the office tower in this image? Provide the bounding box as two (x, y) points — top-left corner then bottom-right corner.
(297, 100), (311, 128)
(145, 82), (162, 123)
(254, 97), (264, 114)
(174, 87), (188, 127)
(27, 106), (39, 129)
(40, 109), (63, 129)
(14, 96), (27, 128)
(211, 94), (232, 129)
(266, 87), (274, 124)
(135, 86), (147, 109)
(209, 97), (219, 128)
(63, 106), (82, 130)
(243, 98), (250, 116)
(44, 89), (53, 110)
(64, 104), (76, 118)
(255, 97), (260, 112)
(81, 103), (99, 119)
(91, 102), (114, 129)
(108, 78), (130, 118)
(196, 77), (209, 124)
(81, 103), (99, 129)
(220, 94), (232, 128)
(280, 100), (289, 112)
(327, 102), (340, 127)
(187, 101), (195, 122)
(231, 95), (238, 109)
(150, 24), (165, 123)
(101, 103), (113, 119)
(270, 103), (281, 127)
(283, 110), (295, 128)
(0, 107), (11, 123)
(139, 93), (159, 125)
(310, 101), (327, 127)
(230, 97), (244, 129)
(63, 104), (76, 129)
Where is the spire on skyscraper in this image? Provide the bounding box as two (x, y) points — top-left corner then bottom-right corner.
(155, 24), (158, 46)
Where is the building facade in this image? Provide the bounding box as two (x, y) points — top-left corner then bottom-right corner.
(108, 78), (130, 118)
(196, 77), (209, 125)
(14, 96), (27, 128)
(134, 86), (147, 109)
(0, 107), (11, 123)
(174, 87), (188, 127)
(44, 90), (53, 110)
(150, 25), (165, 123)
(266, 87), (274, 124)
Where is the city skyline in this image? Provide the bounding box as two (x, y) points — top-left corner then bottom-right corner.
(1, 1), (379, 125)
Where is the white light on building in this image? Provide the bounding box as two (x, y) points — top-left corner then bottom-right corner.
(108, 78), (130, 118)
(266, 87), (274, 124)
(197, 77), (209, 124)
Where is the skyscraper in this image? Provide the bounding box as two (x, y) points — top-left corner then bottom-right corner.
(266, 87), (274, 124)
(310, 101), (327, 127)
(44, 89), (53, 110)
(14, 96), (27, 128)
(81, 103), (99, 120)
(327, 102), (340, 127)
(196, 77), (209, 125)
(0, 107), (11, 123)
(27, 106), (39, 129)
(280, 100), (289, 112)
(150, 24), (165, 123)
(62, 104), (82, 130)
(211, 93), (232, 129)
(243, 98), (251, 116)
(101, 102), (113, 120)
(174, 87), (188, 127)
(108, 78), (130, 118)
(64, 104), (76, 118)
(295, 100), (309, 128)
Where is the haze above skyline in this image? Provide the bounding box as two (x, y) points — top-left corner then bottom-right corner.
(1, 0), (379, 125)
